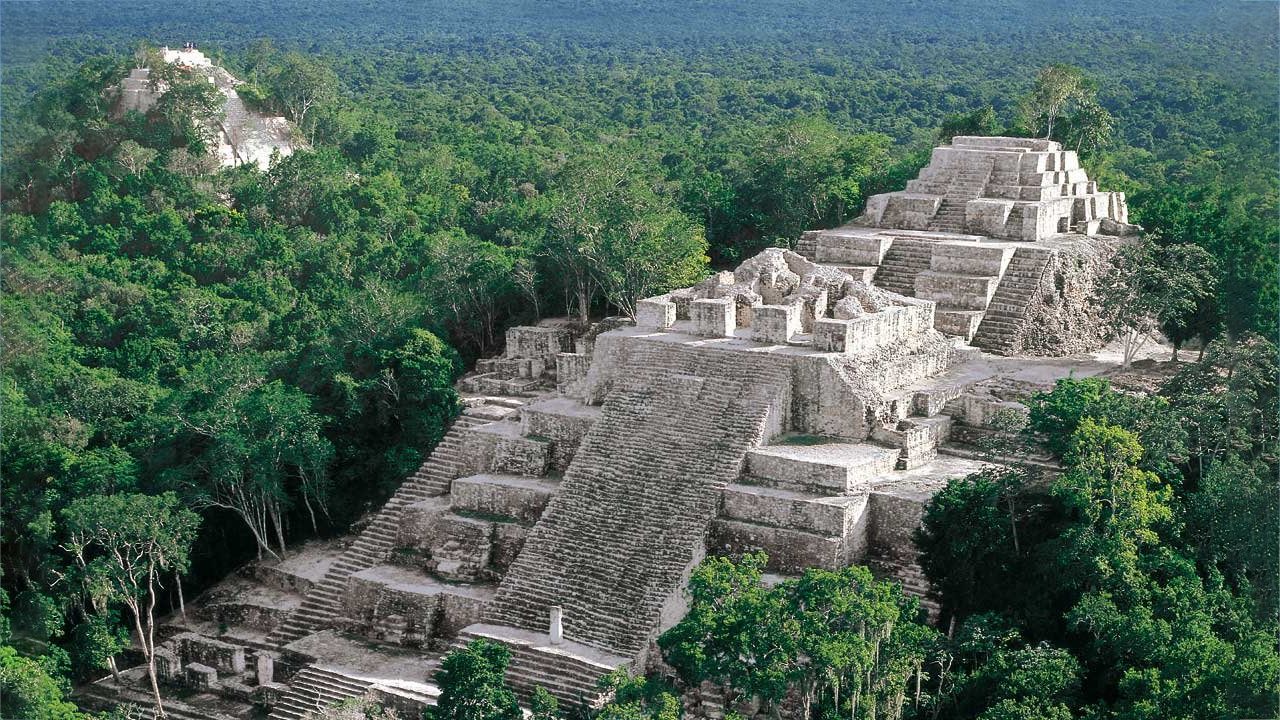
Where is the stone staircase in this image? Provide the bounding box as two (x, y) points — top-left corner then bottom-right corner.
(474, 341), (794, 699)
(457, 624), (623, 708)
(927, 161), (993, 234)
(710, 440), (897, 572)
(872, 238), (933, 296)
(869, 555), (938, 618)
(268, 413), (487, 647)
(971, 247), (1053, 354)
(269, 666), (373, 720)
(927, 198), (969, 234)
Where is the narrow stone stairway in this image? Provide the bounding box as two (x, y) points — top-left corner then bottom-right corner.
(970, 247), (1053, 353)
(927, 161), (993, 234)
(267, 413), (488, 647)
(873, 238), (934, 296)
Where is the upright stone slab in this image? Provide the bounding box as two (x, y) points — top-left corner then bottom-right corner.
(184, 662), (218, 690)
(256, 654), (274, 686)
(154, 647), (181, 684)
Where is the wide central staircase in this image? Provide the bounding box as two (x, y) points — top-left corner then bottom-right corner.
(467, 341), (795, 704)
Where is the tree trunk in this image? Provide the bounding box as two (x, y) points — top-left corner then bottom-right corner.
(129, 597), (166, 718)
(176, 573), (187, 625)
(270, 503), (288, 559)
(1007, 496), (1021, 555)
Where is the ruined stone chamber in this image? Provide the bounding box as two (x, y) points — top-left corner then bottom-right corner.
(795, 135), (1139, 355)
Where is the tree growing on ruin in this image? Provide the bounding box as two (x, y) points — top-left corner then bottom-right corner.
(546, 143), (708, 321)
(164, 355), (333, 560)
(1018, 64), (1087, 139)
(595, 671), (681, 720)
(267, 52), (338, 142)
(60, 493), (199, 719)
(429, 640), (522, 720)
(1096, 238), (1217, 368)
(660, 554), (936, 720)
(1057, 96), (1115, 155)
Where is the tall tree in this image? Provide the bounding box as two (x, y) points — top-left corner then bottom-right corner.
(546, 143), (708, 321)
(1018, 64), (1086, 139)
(60, 493), (199, 718)
(1096, 239), (1217, 367)
(659, 554), (935, 720)
(266, 52), (338, 143)
(429, 640), (522, 720)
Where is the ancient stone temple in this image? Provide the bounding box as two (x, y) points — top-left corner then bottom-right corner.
(797, 136), (1138, 354)
(110, 44), (298, 170)
(77, 137), (1141, 720)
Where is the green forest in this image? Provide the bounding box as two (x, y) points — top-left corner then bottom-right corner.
(1, 1), (1276, 718)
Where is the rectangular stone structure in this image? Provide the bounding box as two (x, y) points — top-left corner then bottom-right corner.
(175, 632), (246, 675)
(813, 305), (936, 354)
(914, 271), (999, 310)
(690, 298), (735, 337)
(184, 662), (218, 690)
(256, 654), (274, 686)
(154, 647), (181, 684)
(751, 304), (801, 344)
(636, 296), (676, 329)
(556, 352), (590, 392)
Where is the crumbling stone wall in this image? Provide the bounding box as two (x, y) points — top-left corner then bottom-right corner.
(1017, 237), (1120, 355)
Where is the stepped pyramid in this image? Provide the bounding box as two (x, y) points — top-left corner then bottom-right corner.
(111, 44), (298, 170)
(796, 136), (1139, 355)
(90, 138), (1144, 720)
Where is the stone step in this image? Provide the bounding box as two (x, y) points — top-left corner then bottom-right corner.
(458, 624), (625, 709)
(744, 442), (899, 494)
(719, 483), (866, 536)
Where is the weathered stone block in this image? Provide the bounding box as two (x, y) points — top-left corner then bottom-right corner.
(505, 326), (573, 364)
(709, 519), (855, 571)
(154, 647), (181, 684)
(184, 662), (218, 690)
(814, 232), (891, 266)
(868, 493), (926, 565)
(489, 522), (529, 571)
(751, 304), (801, 344)
(342, 567), (443, 645)
(813, 305), (936, 354)
(175, 632), (245, 675)
(460, 423), (550, 477)
(451, 475), (555, 524)
(556, 352), (591, 393)
(914, 271), (999, 310)
(691, 298), (735, 337)
(428, 516), (493, 582)
(252, 682), (288, 711)
(636, 296), (676, 329)
(720, 484), (867, 537)
(745, 443), (898, 494)
(929, 243), (1013, 276)
(492, 434), (550, 477)
(396, 498), (451, 552)
(256, 653), (274, 686)
(520, 398), (599, 472)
